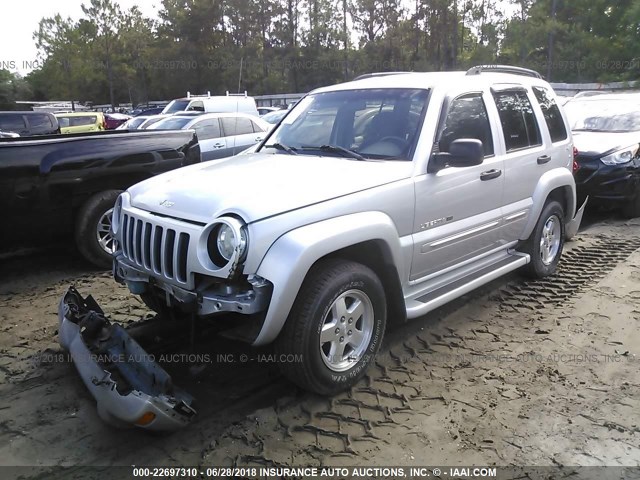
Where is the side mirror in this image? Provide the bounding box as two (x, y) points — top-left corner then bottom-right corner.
(428, 138), (484, 173)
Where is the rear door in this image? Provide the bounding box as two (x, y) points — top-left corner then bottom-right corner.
(491, 86), (559, 241)
(412, 90), (505, 280)
(221, 116), (260, 155)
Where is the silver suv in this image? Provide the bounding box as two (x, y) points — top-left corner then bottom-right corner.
(111, 66), (583, 394)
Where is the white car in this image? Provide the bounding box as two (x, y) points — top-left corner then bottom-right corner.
(149, 112), (270, 161)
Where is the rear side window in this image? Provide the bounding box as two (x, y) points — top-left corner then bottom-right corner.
(532, 86), (568, 142)
(438, 93), (494, 156)
(251, 120), (266, 133)
(221, 117), (254, 136)
(493, 90), (542, 151)
(194, 119), (221, 140)
(0, 114), (26, 132)
(27, 114), (53, 129)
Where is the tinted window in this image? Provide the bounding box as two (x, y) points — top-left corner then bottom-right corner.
(221, 117), (254, 136)
(532, 87), (567, 142)
(493, 90), (542, 151)
(27, 114), (53, 129)
(163, 100), (190, 113)
(0, 114), (26, 132)
(193, 119), (221, 139)
(439, 94), (494, 156)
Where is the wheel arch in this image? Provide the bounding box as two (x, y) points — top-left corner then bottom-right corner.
(253, 212), (406, 346)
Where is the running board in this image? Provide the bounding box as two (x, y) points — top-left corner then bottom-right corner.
(405, 253), (529, 319)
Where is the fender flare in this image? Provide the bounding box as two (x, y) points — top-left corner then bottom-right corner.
(520, 168), (577, 240)
(252, 211), (405, 346)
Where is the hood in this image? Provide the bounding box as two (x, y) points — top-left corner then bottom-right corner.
(573, 131), (640, 158)
(128, 153), (413, 224)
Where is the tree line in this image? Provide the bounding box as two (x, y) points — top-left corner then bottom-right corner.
(2, 0), (639, 110)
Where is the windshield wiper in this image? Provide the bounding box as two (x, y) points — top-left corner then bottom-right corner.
(263, 142), (297, 155)
(301, 144), (366, 161)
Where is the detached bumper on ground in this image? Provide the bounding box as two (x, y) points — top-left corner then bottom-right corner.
(57, 287), (196, 431)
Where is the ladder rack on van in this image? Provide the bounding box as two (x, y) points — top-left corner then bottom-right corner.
(226, 91), (248, 97)
(186, 91), (212, 98)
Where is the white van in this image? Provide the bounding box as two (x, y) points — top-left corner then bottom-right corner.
(162, 92), (259, 116)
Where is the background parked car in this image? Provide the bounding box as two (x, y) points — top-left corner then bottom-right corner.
(115, 116), (149, 130)
(0, 111), (60, 136)
(564, 93), (640, 217)
(104, 112), (131, 129)
(133, 106), (166, 116)
(261, 109), (288, 126)
(149, 112), (269, 160)
(56, 112), (106, 134)
(257, 106), (279, 115)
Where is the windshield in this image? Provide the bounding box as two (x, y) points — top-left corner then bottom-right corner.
(147, 117), (192, 130)
(263, 88), (429, 160)
(162, 100), (190, 114)
(565, 99), (640, 132)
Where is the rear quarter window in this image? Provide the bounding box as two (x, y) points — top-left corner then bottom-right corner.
(532, 86), (568, 142)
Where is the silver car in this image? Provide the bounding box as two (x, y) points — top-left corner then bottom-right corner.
(60, 66), (585, 429)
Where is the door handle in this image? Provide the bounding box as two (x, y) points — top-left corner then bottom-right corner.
(213, 143), (224, 148)
(480, 169), (502, 181)
(537, 155), (551, 165)
(255, 137), (263, 142)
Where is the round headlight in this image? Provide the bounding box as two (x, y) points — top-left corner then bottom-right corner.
(206, 219), (248, 268)
(217, 224), (236, 261)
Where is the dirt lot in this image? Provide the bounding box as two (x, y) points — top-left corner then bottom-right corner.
(1, 213), (639, 477)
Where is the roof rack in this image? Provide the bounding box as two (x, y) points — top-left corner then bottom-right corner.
(186, 91), (211, 98)
(226, 91), (248, 97)
(466, 65), (542, 79)
(353, 72), (412, 81)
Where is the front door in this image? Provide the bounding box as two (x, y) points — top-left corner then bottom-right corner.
(411, 91), (505, 281)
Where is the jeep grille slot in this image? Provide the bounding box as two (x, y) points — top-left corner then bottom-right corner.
(120, 213), (191, 285)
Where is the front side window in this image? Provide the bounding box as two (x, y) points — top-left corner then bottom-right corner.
(263, 88), (429, 160)
(28, 114), (53, 129)
(532, 87), (568, 142)
(438, 93), (494, 156)
(493, 90), (542, 151)
(193, 119), (221, 139)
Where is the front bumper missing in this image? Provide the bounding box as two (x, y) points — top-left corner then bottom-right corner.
(57, 287), (196, 431)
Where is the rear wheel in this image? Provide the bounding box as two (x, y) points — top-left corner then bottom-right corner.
(75, 190), (122, 268)
(521, 200), (565, 278)
(275, 259), (386, 395)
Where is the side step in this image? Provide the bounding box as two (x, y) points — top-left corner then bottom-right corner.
(405, 253), (529, 319)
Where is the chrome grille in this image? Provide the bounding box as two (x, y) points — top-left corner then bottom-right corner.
(121, 213), (190, 284)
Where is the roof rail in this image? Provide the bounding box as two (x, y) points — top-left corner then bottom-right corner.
(226, 91), (248, 97)
(186, 91), (212, 98)
(353, 71), (412, 81)
(466, 65), (543, 79)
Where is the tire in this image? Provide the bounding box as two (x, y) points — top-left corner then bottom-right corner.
(75, 190), (122, 269)
(275, 259), (387, 395)
(622, 193), (640, 219)
(520, 200), (565, 279)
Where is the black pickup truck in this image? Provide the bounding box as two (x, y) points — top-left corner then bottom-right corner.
(0, 130), (200, 267)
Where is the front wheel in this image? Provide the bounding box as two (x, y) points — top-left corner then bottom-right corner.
(275, 259), (387, 395)
(521, 200), (565, 278)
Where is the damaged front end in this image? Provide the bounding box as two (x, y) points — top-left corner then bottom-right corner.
(57, 287), (196, 431)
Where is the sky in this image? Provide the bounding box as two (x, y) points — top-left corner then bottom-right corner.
(0, 0), (161, 75)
